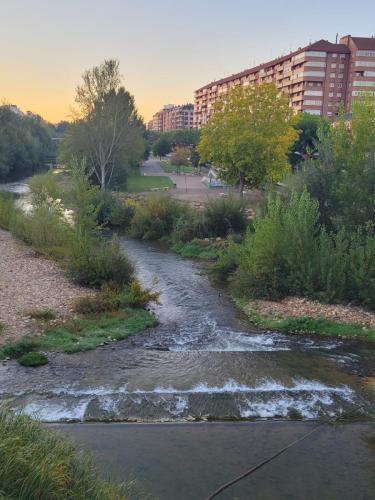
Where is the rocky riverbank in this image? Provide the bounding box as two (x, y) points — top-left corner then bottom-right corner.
(0, 229), (91, 345)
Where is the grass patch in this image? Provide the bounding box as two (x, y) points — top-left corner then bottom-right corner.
(18, 352), (49, 367)
(27, 309), (56, 321)
(0, 409), (133, 499)
(236, 299), (375, 342)
(161, 162), (197, 174)
(125, 173), (174, 193)
(172, 240), (222, 260)
(0, 308), (158, 359)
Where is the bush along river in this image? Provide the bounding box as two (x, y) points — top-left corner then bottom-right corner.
(1, 236), (374, 423)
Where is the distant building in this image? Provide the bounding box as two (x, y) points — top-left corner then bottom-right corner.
(149, 104), (194, 132)
(194, 35), (375, 128)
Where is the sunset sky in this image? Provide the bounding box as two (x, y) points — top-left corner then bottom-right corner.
(1, 0), (374, 124)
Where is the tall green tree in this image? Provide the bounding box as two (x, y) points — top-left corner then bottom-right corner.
(289, 112), (327, 166)
(0, 106), (52, 181)
(152, 137), (171, 159)
(62, 59), (145, 190)
(197, 83), (298, 196)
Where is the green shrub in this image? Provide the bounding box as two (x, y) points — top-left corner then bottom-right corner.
(0, 193), (15, 230)
(172, 209), (208, 242)
(10, 204), (73, 260)
(232, 191), (375, 309)
(27, 309), (56, 321)
(0, 410), (130, 499)
(94, 191), (135, 228)
(203, 196), (247, 237)
(130, 194), (183, 240)
(68, 235), (134, 288)
(172, 240), (222, 260)
(73, 281), (159, 315)
(210, 239), (241, 283)
(18, 352), (49, 367)
(28, 171), (60, 207)
(0, 337), (38, 360)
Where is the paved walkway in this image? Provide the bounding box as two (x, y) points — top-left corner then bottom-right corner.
(141, 158), (263, 204)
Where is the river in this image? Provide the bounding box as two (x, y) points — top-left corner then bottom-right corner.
(1, 182), (375, 498)
(1, 236), (374, 421)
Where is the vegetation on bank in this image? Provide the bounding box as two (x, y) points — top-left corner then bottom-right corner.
(236, 299), (375, 342)
(0, 161), (158, 363)
(129, 193), (247, 244)
(0, 105), (54, 182)
(0, 410), (131, 499)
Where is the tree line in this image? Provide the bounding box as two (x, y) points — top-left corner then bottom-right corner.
(0, 106), (53, 182)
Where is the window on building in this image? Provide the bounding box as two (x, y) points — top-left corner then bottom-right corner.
(305, 109), (322, 115)
(304, 99), (322, 106)
(332, 54), (338, 58)
(355, 60), (375, 68)
(329, 92), (334, 97)
(338, 73), (344, 78)
(339, 64), (345, 69)
(331, 63), (337, 68)
(330, 83), (335, 87)
(353, 80), (375, 86)
(330, 73), (335, 78)
(357, 50), (375, 57)
(303, 71), (326, 77)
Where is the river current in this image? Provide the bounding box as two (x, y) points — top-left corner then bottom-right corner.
(1, 236), (373, 422)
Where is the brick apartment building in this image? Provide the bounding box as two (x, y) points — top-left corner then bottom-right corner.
(148, 104), (194, 132)
(194, 35), (375, 128)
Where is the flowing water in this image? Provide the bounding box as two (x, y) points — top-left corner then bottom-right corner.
(1, 236), (374, 422)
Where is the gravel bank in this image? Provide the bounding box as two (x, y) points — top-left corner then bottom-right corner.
(0, 229), (91, 345)
(251, 296), (375, 329)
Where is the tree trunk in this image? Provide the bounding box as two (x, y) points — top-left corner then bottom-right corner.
(100, 165), (106, 190)
(239, 173), (245, 198)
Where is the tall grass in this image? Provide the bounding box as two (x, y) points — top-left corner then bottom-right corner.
(225, 191), (375, 309)
(0, 409), (130, 499)
(130, 193), (248, 241)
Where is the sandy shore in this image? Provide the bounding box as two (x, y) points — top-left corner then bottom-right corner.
(0, 229), (90, 345)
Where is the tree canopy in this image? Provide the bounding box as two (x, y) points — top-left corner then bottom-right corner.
(152, 137), (171, 159)
(197, 83), (298, 195)
(62, 59), (145, 190)
(0, 106), (53, 181)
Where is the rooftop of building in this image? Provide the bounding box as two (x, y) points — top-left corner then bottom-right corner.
(348, 36), (375, 50)
(195, 38), (352, 92)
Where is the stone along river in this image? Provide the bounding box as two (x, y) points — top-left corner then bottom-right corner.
(1, 236), (374, 423)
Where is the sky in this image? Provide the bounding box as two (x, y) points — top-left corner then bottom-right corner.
(1, 0), (374, 123)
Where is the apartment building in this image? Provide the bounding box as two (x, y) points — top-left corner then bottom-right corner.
(149, 104), (194, 132)
(194, 35), (375, 128)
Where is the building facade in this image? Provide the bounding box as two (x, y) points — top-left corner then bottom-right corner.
(149, 104), (194, 132)
(194, 35), (375, 128)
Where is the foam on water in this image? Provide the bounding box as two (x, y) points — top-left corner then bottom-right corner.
(22, 399), (89, 422)
(132, 377), (354, 396)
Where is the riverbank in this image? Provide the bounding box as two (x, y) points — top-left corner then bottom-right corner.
(237, 298), (375, 342)
(0, 227), (158, 358)
(0, 229), (92, 346)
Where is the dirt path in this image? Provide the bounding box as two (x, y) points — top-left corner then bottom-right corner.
(0, 229), (90, 345)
